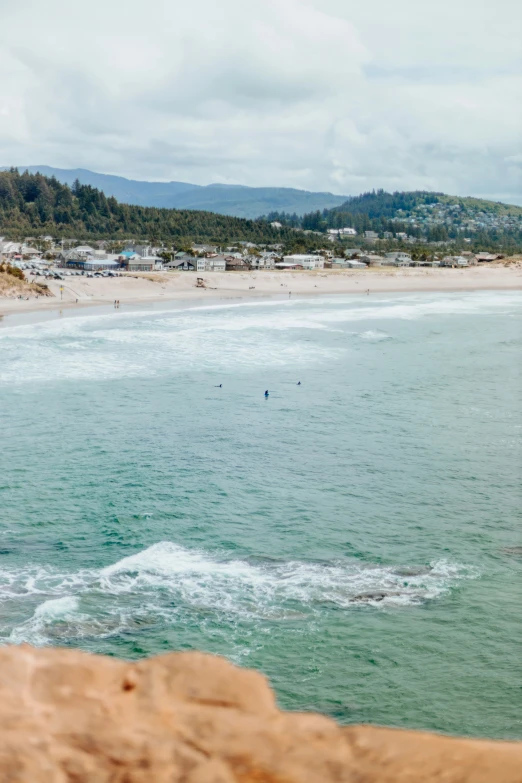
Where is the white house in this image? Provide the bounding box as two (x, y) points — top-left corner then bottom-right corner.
(327, 227), (357, 236)
(196, 256), (227, 272)
(0, 241), (22, 259)
(281, 254), (324, 269)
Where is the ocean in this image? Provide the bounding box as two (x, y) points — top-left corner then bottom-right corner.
(0, 291), (520, 739)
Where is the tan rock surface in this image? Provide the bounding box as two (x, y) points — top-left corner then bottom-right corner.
(0, 646), (520, 782)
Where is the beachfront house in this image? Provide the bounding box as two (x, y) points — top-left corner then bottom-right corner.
(331, 258), (367, 269)
(196, 256), (226, 272)
(82, 257), (120, 272)
(124, 257), (159, 272)
(165, 256), (196, 271)
(440, 255), (471, 268)
(281, 254), (324, 270)
(225, 257), (251, 271)
(385, 252), (412, 266)
(249, 252), (277, 269)
(63, 251), (121, 271)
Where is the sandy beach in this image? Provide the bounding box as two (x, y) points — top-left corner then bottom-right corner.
(1, 265), (521, 317)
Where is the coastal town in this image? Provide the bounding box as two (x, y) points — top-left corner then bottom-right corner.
(0, 234), (508, 277)
(1, 231), (519, 317)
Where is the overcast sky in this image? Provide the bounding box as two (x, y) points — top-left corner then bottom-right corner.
(1, 0), (521, 201)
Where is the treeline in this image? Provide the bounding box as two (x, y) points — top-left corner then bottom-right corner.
(0, 169), (290, 243)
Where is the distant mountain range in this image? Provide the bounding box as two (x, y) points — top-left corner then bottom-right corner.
(12, 167), (348, 219)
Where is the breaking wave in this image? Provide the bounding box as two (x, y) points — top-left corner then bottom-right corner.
(1, 291), (520, 385)
(1, 542), (478, 646)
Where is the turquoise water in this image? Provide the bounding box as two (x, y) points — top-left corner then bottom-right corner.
(0, 291), (521, 739)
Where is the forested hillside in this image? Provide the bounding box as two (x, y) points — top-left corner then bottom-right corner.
(265, 190), (522, 250)
(0, 169), (289, 243)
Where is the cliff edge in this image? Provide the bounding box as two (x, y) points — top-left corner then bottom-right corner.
(0, 646), (520, 782)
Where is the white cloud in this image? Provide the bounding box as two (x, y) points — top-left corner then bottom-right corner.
(0, 0), (521, 202)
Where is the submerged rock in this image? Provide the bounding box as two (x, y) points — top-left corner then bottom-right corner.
(351, 592), (392, 603)
(0, 645), (520, 782)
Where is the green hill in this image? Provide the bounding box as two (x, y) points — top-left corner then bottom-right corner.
(266, 190), (522, 250)
(0, 169), (290, 243)
(331, 190), (522, 219)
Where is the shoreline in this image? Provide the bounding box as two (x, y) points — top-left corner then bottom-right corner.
(1, 266), (521, 325)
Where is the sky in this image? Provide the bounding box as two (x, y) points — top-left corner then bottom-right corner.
(0, 0), (521, 202)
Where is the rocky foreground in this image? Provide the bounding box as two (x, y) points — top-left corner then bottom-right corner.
(0, 646), (520, 782)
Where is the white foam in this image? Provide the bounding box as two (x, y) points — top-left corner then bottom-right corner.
(1, 292), (520, 385)
(1, 543), (479, 645)
(9, 596), (81, 645)
(100, 543), (477, 615)
(33, 595), (79, 619)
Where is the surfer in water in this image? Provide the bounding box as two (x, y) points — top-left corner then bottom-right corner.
(264, 390), (269, 397)
(297, 381), (301, 386)
(215, 384), (222, 388)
